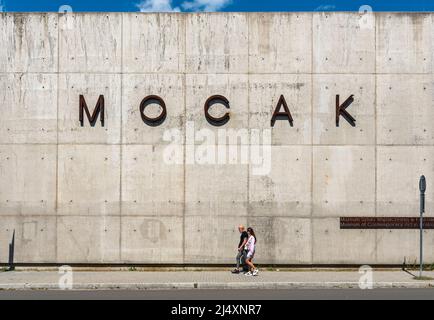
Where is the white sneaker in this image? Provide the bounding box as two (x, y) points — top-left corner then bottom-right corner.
(245, 271), (253, 276)
(253, 269), (259, 276)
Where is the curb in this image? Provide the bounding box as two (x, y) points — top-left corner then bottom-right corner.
(0, 282), (433, 290)
(0, 283), (196, 291)
(196, 282), (434, 289)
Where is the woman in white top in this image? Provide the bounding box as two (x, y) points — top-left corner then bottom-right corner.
(245, 227), (259, 276)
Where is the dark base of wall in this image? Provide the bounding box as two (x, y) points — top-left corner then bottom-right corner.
(0, 263), (409, 269)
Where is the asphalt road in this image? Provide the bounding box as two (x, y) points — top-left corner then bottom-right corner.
(0, 289), (433, 300)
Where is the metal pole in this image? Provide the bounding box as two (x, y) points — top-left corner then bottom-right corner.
(419, 176), (426, 278)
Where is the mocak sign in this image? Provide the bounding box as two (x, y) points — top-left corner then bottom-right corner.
(79, 93), (357, 128)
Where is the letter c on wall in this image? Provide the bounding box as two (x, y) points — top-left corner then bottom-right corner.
(204, 95), (230, 127)
(139, 95), (167, 127)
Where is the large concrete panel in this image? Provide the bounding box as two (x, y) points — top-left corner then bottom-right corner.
(0, 74), (57, 144)
(313, 13), (375, 74)
(376, 13), (433, 74)
(377, 147), (434, 217)
(186, 13), (248, 73)
(0, 13), (58, 72)
(121, 216), (183, 263)
(249, 146), (311, 217)
(57, 216), (120, 263)
(313, 146), (376, 217)
(122, 145), (184, 216)
(0, 145), (56, 216)
(184, 216), (247, 264)
(57, 145), (121, 216)
(249, 74), (311, 145)
(58, 74), (121, 144)
(123, 13), (185, 73)
(122, 74), (185, 145)
(313, 75), (375, 145)
(59, 13), (122, 73)
(185, 163), (248, 217)
(312, 218), (376, 264)
(0, 216), (56, 263)
(376, 229), (434, 264)
(377, 75), (433, 145)
(186, 74), (248, 141)
(249, 13), (312, 73)
(250, 217), (312, 264)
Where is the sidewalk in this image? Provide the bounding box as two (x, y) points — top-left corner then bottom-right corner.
(1, 269), (434, 290)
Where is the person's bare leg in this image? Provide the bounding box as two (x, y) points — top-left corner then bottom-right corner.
(250, 259), (259, 276)
(250, 260), (256, 271)
(245, 258), (254, 272)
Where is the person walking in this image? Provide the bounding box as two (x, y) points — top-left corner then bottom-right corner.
(231, 225), (248, 274)
(244, 227), (258, 276)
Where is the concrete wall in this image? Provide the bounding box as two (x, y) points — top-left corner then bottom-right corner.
(0, 12), (433, 265)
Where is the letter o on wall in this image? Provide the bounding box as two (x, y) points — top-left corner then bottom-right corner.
(139, 95), (167, 127)
(204, 95), (230, 127)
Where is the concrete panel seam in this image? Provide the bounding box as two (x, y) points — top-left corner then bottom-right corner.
(374, 17), (378, 264)
(182, 13), (187, 264)
(310, 12), (314, 264)
(55, 12), (60, 263)
(119, 12), (124, 262)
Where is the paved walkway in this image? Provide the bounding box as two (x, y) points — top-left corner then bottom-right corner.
(0, 269), (433, 290)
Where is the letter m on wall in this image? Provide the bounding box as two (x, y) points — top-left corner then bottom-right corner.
(79, 95), (105, 127)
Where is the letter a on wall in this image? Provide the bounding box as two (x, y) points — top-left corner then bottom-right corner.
(271, 95), (294, 127)
(79, 95), (105, 127)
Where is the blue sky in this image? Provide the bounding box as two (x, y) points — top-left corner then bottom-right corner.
(1, 0), (433, 12)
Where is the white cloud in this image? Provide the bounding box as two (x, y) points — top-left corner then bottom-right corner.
(136, 0), (232, 12)
(182, 0), (232, 12)
(137, 0), (181, 12)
